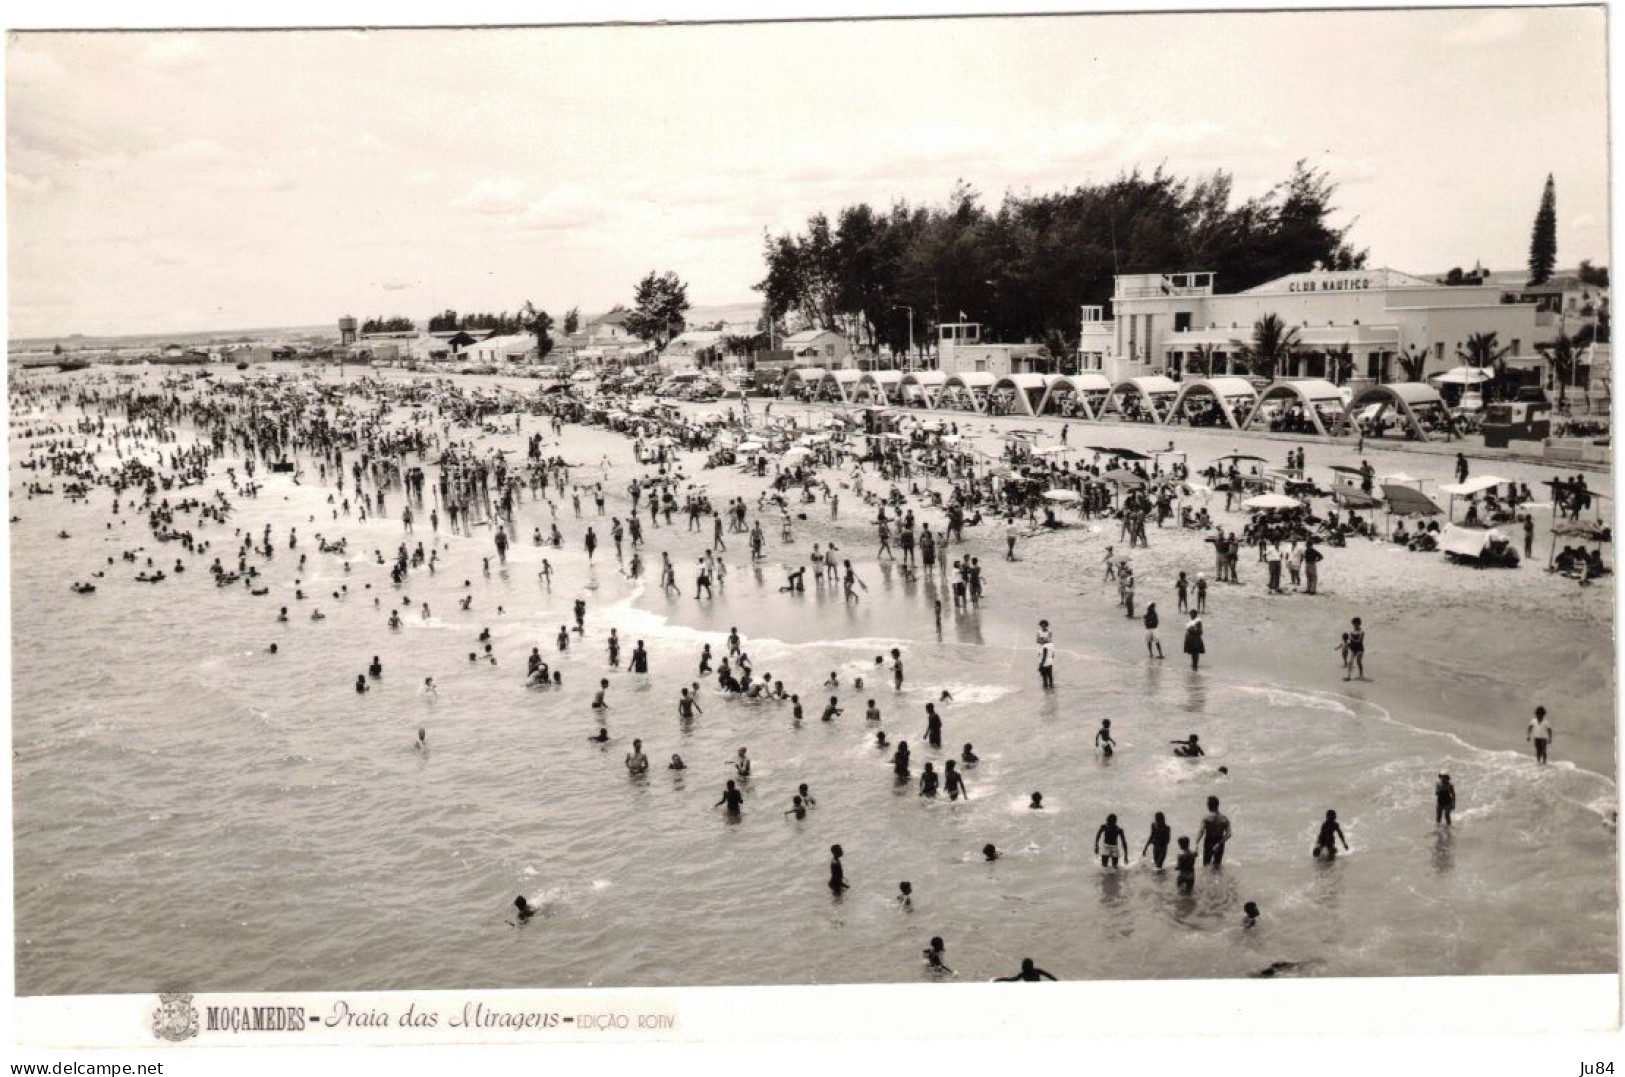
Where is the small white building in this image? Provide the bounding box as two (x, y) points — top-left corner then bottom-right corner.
(936, 323), (1049, 376)
(661, 329), (728, 372)
(781, 328), (853, 368)
(464, 333), (535, 365)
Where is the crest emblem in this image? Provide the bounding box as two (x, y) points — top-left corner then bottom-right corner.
(151, 993), (199, 1042)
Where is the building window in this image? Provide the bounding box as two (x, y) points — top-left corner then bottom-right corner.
(1174, 311), (1191, 332)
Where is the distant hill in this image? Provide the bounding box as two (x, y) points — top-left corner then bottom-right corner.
(10, 324), (337, 357)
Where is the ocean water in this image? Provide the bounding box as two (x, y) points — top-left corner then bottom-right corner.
(10, 375), (1618, 994)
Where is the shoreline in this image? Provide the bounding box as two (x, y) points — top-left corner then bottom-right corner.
(673, 396), (1618, 781)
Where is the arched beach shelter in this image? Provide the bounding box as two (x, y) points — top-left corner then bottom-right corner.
(1243, 379), (1351, 437)
(780, 367), (827, 401)
(1104, 375), (1180, 423)
(939, 372), (997, 413)
(989, 373), (1053, 416)
(853, 370), (904, 405)
(815, 368), (862, 403)
(1167, 377), (1258, 430)
(1039, 373), (1113, 418)
(899, 370), (946, 408)
(1347, 382), (1459, 441)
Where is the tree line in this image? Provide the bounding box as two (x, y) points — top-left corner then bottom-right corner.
(755, 162), (1367, 358)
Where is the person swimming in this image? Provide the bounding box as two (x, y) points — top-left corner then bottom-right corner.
(923, 936), (954, 974)
(994, 958), (1057, 982)
(797, 783), (816, 808)
(414, 728), (427, 752)
(1172, 734), (1205, 757)
(944, 760), (968, 801)
(1029, 791), (1044, 810)
(960, 743), (978, 766)
(625, 738), (649, 774)
(1242, 901), (1260, 928)
(589, 727), (609, 743)
(785, 795), (807, 819)
(918, 761), (939, 797)
(513, 896), (538, 923)
(1095, 719), (1115, 758)
(668, 753), (686, 770)
(982, 843), (1000, 862)
(896, 881), (912, 908)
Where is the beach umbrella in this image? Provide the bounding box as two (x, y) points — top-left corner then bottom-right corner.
(1043, 489), (1082, 502)
(1032, 445), (1072, 456)
(738, 441), (763, 452)
(1548, 519), (1611, 569)
(1102, 468), (1145, 486)
(1381, 484), (1443, 522)
(1243, 493), (1302, 511)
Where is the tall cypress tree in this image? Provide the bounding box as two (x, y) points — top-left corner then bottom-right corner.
(1528, 174), (1557, 286)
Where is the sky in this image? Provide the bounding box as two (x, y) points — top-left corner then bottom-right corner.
(6, 8), (1612, 338)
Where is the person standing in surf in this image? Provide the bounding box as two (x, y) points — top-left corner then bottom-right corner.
(1183, 610), (1205, 670)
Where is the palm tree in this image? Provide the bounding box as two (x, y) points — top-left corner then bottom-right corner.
(1189, 343), (1219, 379)
(1536, 331), (1583, 407)
(1458, 330), (1512, 401)
(1322, 343), (1355, 386)
(1229, 313), (1299, 383)
(1395, 345), (1431, 383)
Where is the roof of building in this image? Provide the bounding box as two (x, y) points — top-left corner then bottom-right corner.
(667, 329), (728, 349)
(471, 333), (535, 353)
(782, 328), (845, 346)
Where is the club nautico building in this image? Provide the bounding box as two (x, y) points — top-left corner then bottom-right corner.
(1100, 266), (1559, 384)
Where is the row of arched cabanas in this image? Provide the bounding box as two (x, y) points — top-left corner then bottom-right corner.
(778, 370), (1456, 439)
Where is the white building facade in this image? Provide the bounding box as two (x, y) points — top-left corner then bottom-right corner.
(1106, 267), (1555, 385)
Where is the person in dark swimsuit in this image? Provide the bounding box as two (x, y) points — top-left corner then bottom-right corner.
(1312, 809), (1349, 858)
(944, 760), (968, 801)
(1175, 836), (1197, 892)
(1142, 811), (1172, 868)
(714, 780), (744, 815)
(828, 844), (850, 893)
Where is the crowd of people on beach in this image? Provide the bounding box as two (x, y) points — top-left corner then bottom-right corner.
(10, 366), (1595, 982)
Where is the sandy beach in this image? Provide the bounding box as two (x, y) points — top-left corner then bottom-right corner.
(685, 397), (1618, 779)
(9, 365), (1616, 995)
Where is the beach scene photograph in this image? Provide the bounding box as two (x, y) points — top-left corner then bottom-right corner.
(6, 7), (1618, 1011)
